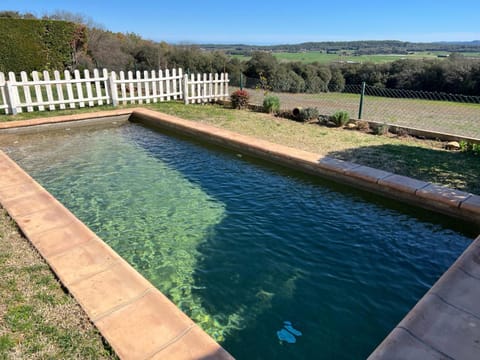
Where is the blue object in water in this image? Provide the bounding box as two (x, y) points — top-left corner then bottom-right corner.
(284, 324), (302, 337)
(277, 329), (296, 343)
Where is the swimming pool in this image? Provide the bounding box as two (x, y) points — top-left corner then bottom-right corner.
(1, 120), (474, 359)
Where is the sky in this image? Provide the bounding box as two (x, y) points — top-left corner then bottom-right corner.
(2, 0), (480, 45)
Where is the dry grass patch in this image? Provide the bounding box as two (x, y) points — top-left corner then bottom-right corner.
(0, 208), (117, 359)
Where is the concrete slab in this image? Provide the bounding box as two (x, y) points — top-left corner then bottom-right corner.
(397, 294), (480, 360)
(68, 260), (153, 320)
(28, 218), (96, 258)
(0, 166), (33, 188)
(367, 327), (452, 360)
(150, 325), (234, 360)
(1, 191), (55, 217)
(0, 181), (44, 203)
(317, 156), (361, 173)
(416, 183), (471, 208)
(458, 243), (480, 280)
(430, 267), (480, 318)
(15, 203), (76, 237)
(48, 237), (119, 285)
(344, 165), (392, 184)
(94, 290), (196, 360)
(378, 174), (430, 195)
(461, 195), (480, 215)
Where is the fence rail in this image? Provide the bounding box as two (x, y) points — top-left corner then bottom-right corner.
(0, 68), (229, 115)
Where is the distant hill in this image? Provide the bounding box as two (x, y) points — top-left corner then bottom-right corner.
(199, 40), (480, 55)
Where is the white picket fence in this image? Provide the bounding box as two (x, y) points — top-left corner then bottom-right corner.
(111, 69), (183, 105)
(183, 73), (229, 104)
(0, 68), (229, 115)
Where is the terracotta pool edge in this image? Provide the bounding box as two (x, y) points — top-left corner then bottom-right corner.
(2, 108), (480, 359)
(0, 109), (132, 129)
(0, 150), (233, 360)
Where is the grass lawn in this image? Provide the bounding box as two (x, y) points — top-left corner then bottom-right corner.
(0, 209), (117, 359)
(229, 51), (480, 64)
(238, 87), (480, 139)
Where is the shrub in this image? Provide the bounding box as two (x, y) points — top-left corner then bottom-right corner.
(459, 140), (480, 156)
(356, 120), (370, 132)
(297, 107), (319, 122)
(330, 111), (350, 127)
(373, 123), (389, 135)
(263, 95), (280, 113)
(230, 89), (250, 109)
(0, 18), (81, 73)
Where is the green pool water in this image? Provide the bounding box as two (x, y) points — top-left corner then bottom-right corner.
(1, 121), (475, 359)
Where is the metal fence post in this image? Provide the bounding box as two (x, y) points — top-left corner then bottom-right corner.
(358, 81), (366, 119)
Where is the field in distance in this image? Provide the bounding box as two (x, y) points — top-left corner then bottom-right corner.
(231, 51), (480, 64)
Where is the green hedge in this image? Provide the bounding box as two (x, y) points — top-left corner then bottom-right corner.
(0, 18), (78, 73)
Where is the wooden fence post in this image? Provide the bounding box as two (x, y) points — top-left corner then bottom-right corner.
(6, 73), (21, 114)
(109, 71), (119, 107)
(225, 73), (229, 99)
(43, 71), (56, 110)
(20, 71), (33, 112)
(183, 74), (189, 104)
(178, 68), (183, 100)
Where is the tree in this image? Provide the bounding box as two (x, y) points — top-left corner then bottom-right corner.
(245, 51), (278, 79)
(87, 28), (133, 71)
(328, 68), (345, 92)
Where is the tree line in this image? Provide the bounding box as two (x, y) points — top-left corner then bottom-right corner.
(242, 52), (480, 95)
(1, 10), (479, 96)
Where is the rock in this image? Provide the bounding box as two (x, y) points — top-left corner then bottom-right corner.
(345, 123), (357, 130)
(446, 141), (461, 150)
(326, 121), (337, 127)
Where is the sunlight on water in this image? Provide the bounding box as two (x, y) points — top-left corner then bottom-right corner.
(3, 125), (258, 341)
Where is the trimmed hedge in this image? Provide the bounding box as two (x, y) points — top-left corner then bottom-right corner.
(0, 18), (81, 73)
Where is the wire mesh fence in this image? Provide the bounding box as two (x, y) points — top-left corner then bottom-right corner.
(232, 75), (480, 139)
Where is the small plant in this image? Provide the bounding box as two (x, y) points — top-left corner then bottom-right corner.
(373, 123), (389, 136)
(230, 89), (250, 110)
(330, 111), (350, 127)
(296, 107), (319, 122)
(459, 140), (480, 156)
(263, 95), (280, 113)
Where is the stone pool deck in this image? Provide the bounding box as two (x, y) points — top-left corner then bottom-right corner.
(1, 108), (480, 359)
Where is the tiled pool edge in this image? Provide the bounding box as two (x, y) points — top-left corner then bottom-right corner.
(1, 109), (480, 359)
(0, 150), (233, 359)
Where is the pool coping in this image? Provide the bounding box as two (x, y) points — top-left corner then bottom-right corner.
(1, 108), (480, 359)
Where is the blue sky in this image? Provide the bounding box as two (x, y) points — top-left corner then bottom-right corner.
(2, 0), (480, 44)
